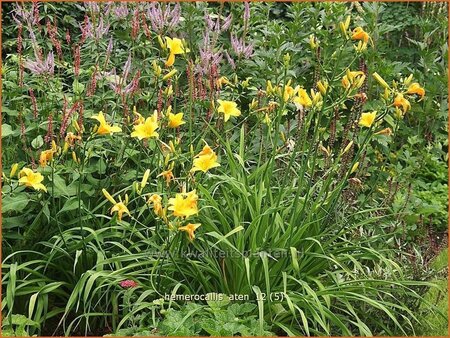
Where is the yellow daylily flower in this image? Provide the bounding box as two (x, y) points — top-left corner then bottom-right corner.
(165, 52), (176, 67)
(165, 37), (189, 55)
(191, 144), (220, 173)
(217, 76), (232, 89)
(293, 88), (312, 109)
(359, 111), (377, 128)
(39, 149), (55, 167)
(178, 223), (201, 241)
(168, 190), (199, 218)
(110, 201), (130, 221)
(351, 26), (370, 43)
(18, 168), (47, 192)
(197, 144), (214, 157)
(91, 111), (122, 135)
(65, 132), (82, 146)
(148, 193), (164, 217)
(131, 112), (159, 140)
(158, 169), (175, 185)
(217, 99), (241, 122)
(393, 93), (411, 113)
(406, 83), (425, 99)
(164, 37), (189, 67)
(102, 188), (130, 221)
(167, 112), (185, 128)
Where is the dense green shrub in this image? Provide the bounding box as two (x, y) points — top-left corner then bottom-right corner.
(1, 2), (447, 336)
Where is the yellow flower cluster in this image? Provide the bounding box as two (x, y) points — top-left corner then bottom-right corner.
(372, 72), (425, 118)
(146, 189), (201, 241)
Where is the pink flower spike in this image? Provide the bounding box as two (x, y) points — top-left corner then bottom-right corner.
(119, 279), (138, 289)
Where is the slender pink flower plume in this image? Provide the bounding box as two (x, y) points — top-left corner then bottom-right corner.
(113, 3), (129, 19)
(46, 19), (62, 60)
(24, 51), (55, 76)
(29, 88), (38, 119)
(44, 113), (54, 144)
(145, 2), (181, 34)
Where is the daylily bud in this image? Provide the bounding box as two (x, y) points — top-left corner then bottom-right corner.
(63, 142), (70, 153)
(242, 77), (251, 88)
(319, 143), (330, 157)
(166, 105), (172, 116)
(354, 41), (367, 53)
(404, 74), (414, 86)
(317, 80), (328, 95)
(339, 15), (351, 38)
(350, 162), (359, 174)
(372, 72), (390, 89)
(169, 140), (176, 153)
(10, 163), (19, 178)
(152, 60), (162, 77)
(339, 22), (348, 38)
(266, 80), (274, 95)
(346, 69), (353, 82)
(344, 15), (351, 31)
(383, 88), (391, 100)
(310, 90), (323, 107)
(74, 120), (81, 133)
(342, 141), (354, 156)
(141, 169), (150, 190)
(249, 98), (258, 110)
(163, 69), (177, 81)
(283, 53), (291, 67)
(102, 188), (117, 204)
(375, 127), (393, 136)
(394, 107), (403, 120)
(157, 35), (166, 50)
(309, 34), (319, 50)
(72, 151), (78, 163)
(164, 85), (173, 97)
(355, 74), (366, 89)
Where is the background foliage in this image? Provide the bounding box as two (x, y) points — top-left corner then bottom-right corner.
(1, 1), (448, 336)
